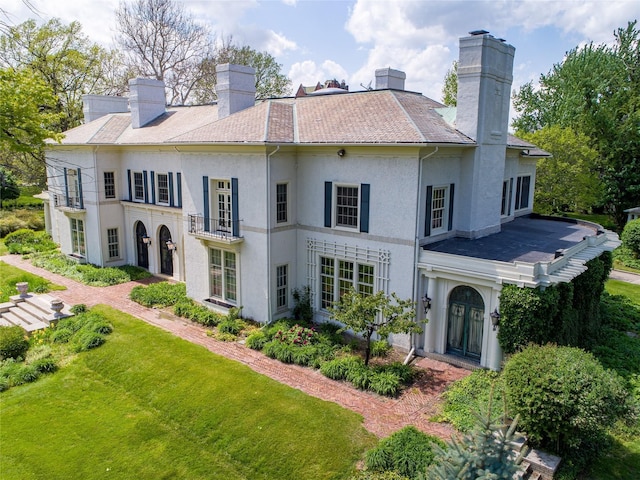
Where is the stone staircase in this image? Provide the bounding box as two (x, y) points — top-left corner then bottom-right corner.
(511, 434), (562, 480)
(0, 284), (73, 333)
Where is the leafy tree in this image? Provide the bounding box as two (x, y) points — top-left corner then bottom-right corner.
(0, 18), (124, 132)
(329, 288), (420, 366)
(0, 165), (20, 208)
(502, 344), (634, 467)
(193, 36), (291, 103)
(425, 395), (526, 480)
(440, 60), (457, 106)
(0, 68), (62, 154)
(518, 125), (602, 214)
(512, 21), (640, 227)
(115, 0), (214, 105)
(621, 218), (640, 257)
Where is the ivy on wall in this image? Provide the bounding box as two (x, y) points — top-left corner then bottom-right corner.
(498, 252), (612, 354)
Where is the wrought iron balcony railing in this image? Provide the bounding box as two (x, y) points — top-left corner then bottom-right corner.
(188, 214), (242, 241)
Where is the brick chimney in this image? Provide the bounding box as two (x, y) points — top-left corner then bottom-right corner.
(216, 64), (256, 120)
(128, 78), (166, 129)
(82, 95), (129, 123)
(375, 68), (406, 90)
(455, 31), (515, 238)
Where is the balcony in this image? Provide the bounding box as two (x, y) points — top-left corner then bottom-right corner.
(187, 214), (243, 245)
(53, 194), (84, 212)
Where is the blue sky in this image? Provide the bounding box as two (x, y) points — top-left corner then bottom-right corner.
(4, 0), (639, 111)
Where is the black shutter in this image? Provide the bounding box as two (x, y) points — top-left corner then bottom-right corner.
(448, 183), (455, 231)
(63, 167), (69, 207)
(360, 183), (370, 233)
(168, 172), (174, 207)
(77, 168), (84, 209)
(150, 171), (156, 204)
(424, 185), (432, 237)
(203, 176), (210, 232)
(176, 172), (182, 207)
(231, 177), (239, 237)
(508, 178), (513, 215)
(324, 181), (332, 227)
(143, 170), (149, 203)
(127, 169), (132, 201)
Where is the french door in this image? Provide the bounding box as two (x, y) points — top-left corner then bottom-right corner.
(447, 286), (484, 360)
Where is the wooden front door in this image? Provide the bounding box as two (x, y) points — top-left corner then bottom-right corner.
(135, 221), (149, 269)
(447, 286), (484, 360)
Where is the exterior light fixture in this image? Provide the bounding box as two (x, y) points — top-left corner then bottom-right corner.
(141, 234), (151, 246)
(337, 148), (346, 157)
(422, 294), (432, 315)
(490, 308), (501, 330)
(166, 240), (177, 252)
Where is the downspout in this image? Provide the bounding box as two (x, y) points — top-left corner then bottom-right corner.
(408, 146), (439, 364)
(93, 145), (104, 266)
(266, 145), (280, 325)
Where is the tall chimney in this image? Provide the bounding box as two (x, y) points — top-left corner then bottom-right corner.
(375, 68), (406, 90)
(82, 95), (129, 123)
(216, 64), (256, 120)
(456, 31), (515, 239)
(128, 78), (166, 129)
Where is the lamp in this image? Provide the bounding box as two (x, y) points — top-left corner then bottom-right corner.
(141, 234), (151, 246)
(166, 240), (177, 252)
(490, 308), (501, 330)
(422, 294), (432, 315)
(337, 148), (346, 157)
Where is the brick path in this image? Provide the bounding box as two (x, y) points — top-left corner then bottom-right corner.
(1, 254), (470, 439)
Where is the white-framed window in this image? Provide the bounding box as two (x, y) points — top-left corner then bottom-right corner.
(104, 171), (116, 199)
(133, 172), (144, 201)
(430, 186), (448, 234)
(107, 228), (119, 259)
(209, 247), (237, 304)
(157, 173), (169, 205)
(515, 175), (531, 210)
(276, 183), (288, 223)
(70, 218), (86, 256)
(335, 184), (359, 229)
(501, 179), (511, 216)
(213, 180), (232, 230)
(276, 264), (288, 309)
(320, 256), (374, 309)
(67, 169), (81, 208)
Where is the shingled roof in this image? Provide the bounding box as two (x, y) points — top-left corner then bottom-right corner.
(55, 88), (543, 152)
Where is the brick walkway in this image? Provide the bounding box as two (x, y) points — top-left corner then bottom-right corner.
(1, 254), (470, 439)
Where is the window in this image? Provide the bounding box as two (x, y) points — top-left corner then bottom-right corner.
(431, 187), (447, 231)
(157, 173), (169, 204)
(107, 228), (119, 259)
(276, 264), (288, 309)
(133, 172), (144, 201)
(214, 180), (232, 230)
(515, 175), (531, 210)
(501, 179), (512, 216)
(209, 248), (237, 304)
(65, 168), (82, 208)
(336, 185), (359, 228)
(104, 172), (115, 199)
(425, 184), (454, 236)
(276, 183), (288, 223)
(320, 257), (374, 309)
(70, 218), (85, 256)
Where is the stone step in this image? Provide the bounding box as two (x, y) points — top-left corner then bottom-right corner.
(0, 317), (14, 327)
(0, 301), (14, 313)
(15, 301), (55, 324)
(0, 310), (48, 332)
(25, 293), (73, 318)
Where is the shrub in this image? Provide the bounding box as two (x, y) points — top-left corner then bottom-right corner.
(368, 370), (401, 397)
(347, 363), (372, 390)
(70, 304), (88, 315)
(320, 355), (363, 381)
(621, 218), (640, 256)
(4, 228), (57, 254)
(0, 326), (29, 360)
(50, 328), (74, 344)
(14, 363), (40, 384)
(371, 340), (392, 357)
(245, 331), (267, 350)
(73, 331), (106, 352)
(365, 426), (445, 479)
(129, 282), (186, 307)
(31, 357), (57, 373)
(503, 344), (634, 468)
(79, 266), (130, 286)
(218, 318), (244, 335)
(292, 285), (313, 322)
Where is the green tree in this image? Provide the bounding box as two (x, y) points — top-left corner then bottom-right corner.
(0, 68), (62, 154)
(512, 21), (640, 227)
(426, 395), (526, 480)
(440, 60), (457, 106)
(518, 125), (602, 214)
(329, 288), (420, 366)
(502, 344), (634, 467)
(193, 36), (291, 103)
(621, 218), (640, 257)
(0, 165), (20, 208)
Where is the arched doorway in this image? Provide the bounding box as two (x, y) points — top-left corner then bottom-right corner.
(447, 286), (484, 361)
(135, 221), (149, 269)
(158, 225), (173, 276)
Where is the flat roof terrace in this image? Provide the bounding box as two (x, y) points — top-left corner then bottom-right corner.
(424, 215), (599, 263)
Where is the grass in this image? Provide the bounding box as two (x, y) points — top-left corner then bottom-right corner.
(606, 280), (640, 307)
(0, 305), (376, 480)
(0, 261), (65, 302)
(560, 212), (617, 231)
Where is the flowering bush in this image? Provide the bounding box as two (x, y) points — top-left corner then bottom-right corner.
(273, 324), (317, 346)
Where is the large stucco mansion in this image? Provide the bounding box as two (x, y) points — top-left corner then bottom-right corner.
(42, 31), (619, 370)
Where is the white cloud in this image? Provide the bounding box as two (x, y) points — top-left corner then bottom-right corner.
(288, 59), (349, 91)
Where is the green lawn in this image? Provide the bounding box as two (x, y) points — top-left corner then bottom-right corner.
(0, 305), (376, 480)
(0, 260), (66, 302)
(606, 279), (640, 307)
